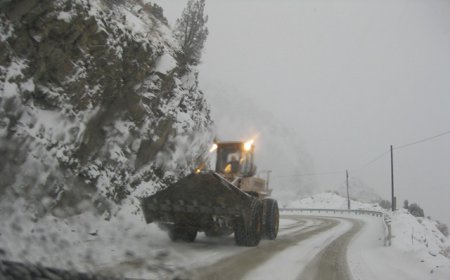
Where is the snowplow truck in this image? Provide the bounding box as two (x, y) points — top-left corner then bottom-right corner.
(141, 140), (279, 246)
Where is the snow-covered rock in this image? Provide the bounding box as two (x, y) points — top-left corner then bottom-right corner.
(0, 0), (212, 217)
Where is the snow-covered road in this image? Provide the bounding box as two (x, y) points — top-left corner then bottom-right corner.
(191, 216), (342, 279)
(112, 214), (366, 280)
(3, 209), (448, 280)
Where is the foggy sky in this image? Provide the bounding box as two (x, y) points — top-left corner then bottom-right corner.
(154, 0), (450, 225)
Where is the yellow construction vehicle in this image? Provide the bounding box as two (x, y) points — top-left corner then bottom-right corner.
(141, 139), (279, 246)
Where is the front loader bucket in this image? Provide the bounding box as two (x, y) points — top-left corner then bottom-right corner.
(141, 172), (253, 227)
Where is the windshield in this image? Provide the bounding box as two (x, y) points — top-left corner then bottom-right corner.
(216, 144), (242, 173)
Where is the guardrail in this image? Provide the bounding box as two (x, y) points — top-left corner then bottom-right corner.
(280, 208), (392, 246)
(280, 208), (384, 217)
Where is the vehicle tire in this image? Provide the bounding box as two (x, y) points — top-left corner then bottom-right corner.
(263, 198), (279, 240)
(169, 226), (197, 242)
(234, 199), (263, 246)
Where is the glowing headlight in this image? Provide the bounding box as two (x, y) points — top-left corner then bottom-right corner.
(209, 143), (218, 152)
(243, 139), (254, 151)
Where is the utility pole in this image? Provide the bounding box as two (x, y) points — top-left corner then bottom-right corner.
(390, 145), (395, 211)
(346, 170), (350, 210)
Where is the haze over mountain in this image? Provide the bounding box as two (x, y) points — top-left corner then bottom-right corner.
(207, 90), (318, 204)
(155, 0), (450, 226)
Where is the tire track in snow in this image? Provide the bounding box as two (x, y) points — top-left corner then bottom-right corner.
(189, 216), (338, 280)
(298, 218), (364, 280)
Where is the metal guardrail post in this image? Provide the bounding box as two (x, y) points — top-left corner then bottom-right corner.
(383, 214), (392, 247)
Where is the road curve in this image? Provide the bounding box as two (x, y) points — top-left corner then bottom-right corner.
(189, 216), (342, 280)
(298, 218), (364, 280)
(97, 215), (364, 280)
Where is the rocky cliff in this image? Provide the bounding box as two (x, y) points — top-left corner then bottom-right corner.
(0, 0), (213, 217)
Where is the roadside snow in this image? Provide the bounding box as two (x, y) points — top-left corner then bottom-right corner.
(348, 215), (450, 280)
(0, 200), (181, 278)
(0, 202), (305, 279)
(246, 217), (353, 280)
(3, 192), (448, 279)
(290, 192), (450, 279)
(391, 209), (450, 258)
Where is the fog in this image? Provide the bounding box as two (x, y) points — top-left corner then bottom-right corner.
(154, 0), (450, 226)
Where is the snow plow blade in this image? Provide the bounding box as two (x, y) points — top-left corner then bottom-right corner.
(141, 172), (253, 226)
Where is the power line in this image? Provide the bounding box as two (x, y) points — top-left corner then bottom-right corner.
(271, 129), (450, 181)
(352, 149), (390, 172)
(395, 130), (450, 150)
(351, 129), (450, 172)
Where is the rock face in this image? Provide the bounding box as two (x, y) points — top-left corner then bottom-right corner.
(0, 0), (212, 217)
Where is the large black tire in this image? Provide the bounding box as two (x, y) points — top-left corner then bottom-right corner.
(263, 198), (279, 240)
(234, 199), (263, 246)
(168, 226), (197, 242)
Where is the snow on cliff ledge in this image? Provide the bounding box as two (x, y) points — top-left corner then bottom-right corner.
(0, 0), (213, 217)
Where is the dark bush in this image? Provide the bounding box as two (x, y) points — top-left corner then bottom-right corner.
(146, 3), (168, 25)
(437, 221), (449, 237)
(408, 203), (424, 217)
(403, 199), (409, 209)
(379, 200), (391, 210)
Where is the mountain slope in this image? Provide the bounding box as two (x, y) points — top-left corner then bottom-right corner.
(0, 0), (212, 217)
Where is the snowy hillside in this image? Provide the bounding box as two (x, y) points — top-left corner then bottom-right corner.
(0, 0), (212, 218)
(392, 209), (450, 261)
(288, 192), (450, 265)
(287, 191), (383, 211)
(335, 176), (382, 203)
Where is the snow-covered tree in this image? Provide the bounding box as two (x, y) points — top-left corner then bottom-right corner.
(174, 0), (209, 67)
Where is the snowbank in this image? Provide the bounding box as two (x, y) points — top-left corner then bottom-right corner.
(287, 191), (384, 211)
(0, 199), (180, 278)
(391, 209), (450, 260)
(288, 192), (450, 278)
